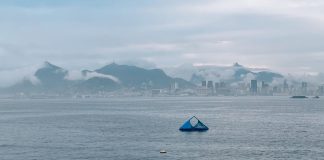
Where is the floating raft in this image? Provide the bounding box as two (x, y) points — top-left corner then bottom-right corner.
(160, 150), (167, 154)
(179, 116), (209, 132)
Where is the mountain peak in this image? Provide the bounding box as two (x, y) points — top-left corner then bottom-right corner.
(34, 62), (68, 89)
(95, 63), (194, 89)
(102, 62), (120, 69)
(110, 62), (118, 66)
(233, 62), (243, 67)
(44, 61), (52, 66)
(43, 61), (61, 69)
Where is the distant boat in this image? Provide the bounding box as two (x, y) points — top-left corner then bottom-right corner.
(313, 96), (320, 99)
(291, 96), (308, 99)
(160, 150), (167, 154)
(179, 116), (209, 132)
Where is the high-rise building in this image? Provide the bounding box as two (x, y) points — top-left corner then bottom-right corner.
(207, 81), (214, 95)
(207, 81), (214, 89)
(250, 80), (258, 95)
(261, 81), (270, 95)
(169, 82), (179, 95)
(170, 82), (178, 90)
(301, 82), (307, 95)
(197, 80), (208, 96)
(202, 81), (207, 88)
(261, 81), (266, 88)
(215, 82), (220, 90)
(214, 82), (220, 95)
(283, 79), (289, 92)
(318, 85), (324, 96)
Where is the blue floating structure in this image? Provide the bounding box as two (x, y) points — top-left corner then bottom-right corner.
(179, 116), (209, 131)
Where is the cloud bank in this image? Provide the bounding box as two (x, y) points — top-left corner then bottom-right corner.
(1, 0), (324, 78)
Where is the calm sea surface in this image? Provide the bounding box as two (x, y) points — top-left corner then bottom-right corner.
(1, 97), (324, 160)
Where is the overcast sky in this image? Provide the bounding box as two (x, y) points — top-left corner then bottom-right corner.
(1, 0), (324, 74)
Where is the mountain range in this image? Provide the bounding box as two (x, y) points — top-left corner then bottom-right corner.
(165, 62), (284, 85)
(0, 61), (291, 95)
(1, 62), (195, 94)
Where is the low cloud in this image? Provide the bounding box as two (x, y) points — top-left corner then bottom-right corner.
(65, 71), (120, 83)
(0, 65), (40, 88)
(85, 72), (121, 83)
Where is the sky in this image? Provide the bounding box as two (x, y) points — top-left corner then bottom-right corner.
(1, 0), (324, 79)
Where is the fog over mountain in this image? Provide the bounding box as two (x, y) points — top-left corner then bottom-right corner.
(0, 62), (195, 94)
(1, 61), (324, 95)
(164, 62), (324, 85)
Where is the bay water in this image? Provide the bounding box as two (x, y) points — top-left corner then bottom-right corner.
(1, 97), (324, 159)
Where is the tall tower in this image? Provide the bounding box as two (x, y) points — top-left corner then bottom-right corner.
(202, 81), (207, 88)
(207, 81), (214, 95)
(250, 80), (258, 95)
(207, 81), (214, 89)
(301, 82), (307, 95)
(283, 79), (289, 92)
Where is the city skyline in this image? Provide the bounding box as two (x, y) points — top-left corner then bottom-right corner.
(1, 61), (324, 98)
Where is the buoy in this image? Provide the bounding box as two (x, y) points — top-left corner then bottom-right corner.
(160, 150), (167, 154)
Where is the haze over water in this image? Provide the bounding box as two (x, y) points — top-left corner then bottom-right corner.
(1, 97), (324, 159)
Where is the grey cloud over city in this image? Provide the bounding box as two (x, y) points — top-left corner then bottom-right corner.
(1, 0), (324, 87)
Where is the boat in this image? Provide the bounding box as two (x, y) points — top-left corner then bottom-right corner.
(160, 150), (167, 154)
(179, 116), (209, 132)
(313, 96), (320, 99)
(291, 96), (308, 99)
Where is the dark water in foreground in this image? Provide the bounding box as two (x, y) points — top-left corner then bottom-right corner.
(1, 97), (324, 160)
